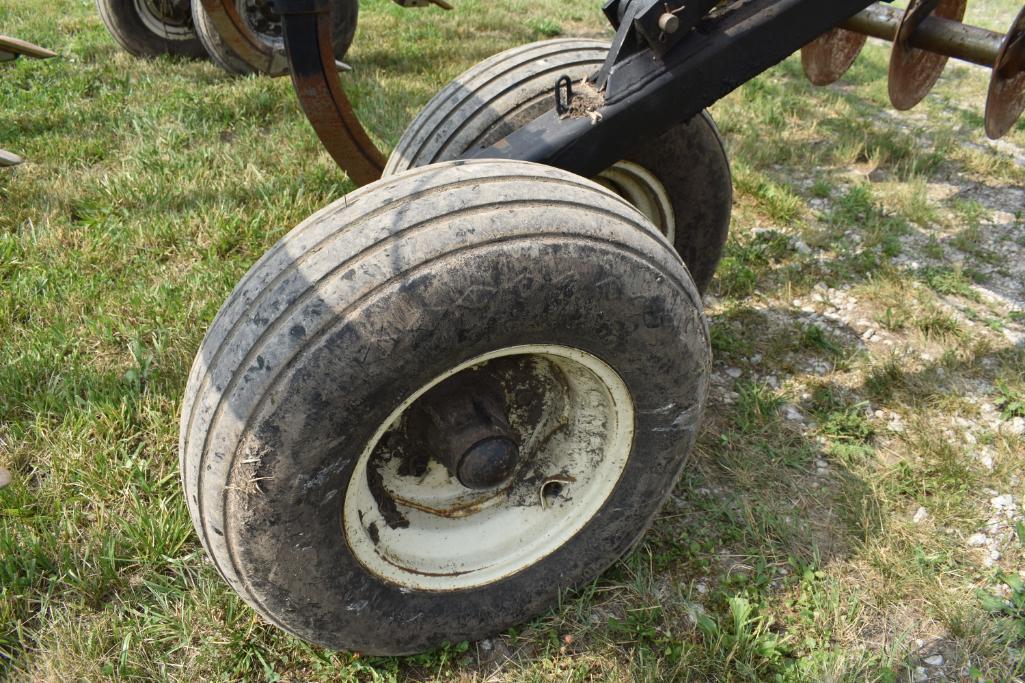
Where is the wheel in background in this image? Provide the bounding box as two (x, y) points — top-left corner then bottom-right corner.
(96, 0), (207, 59)
(385, 38), (733, 295)
(192, 0), (358, 76)
(180, 159), (711, 654)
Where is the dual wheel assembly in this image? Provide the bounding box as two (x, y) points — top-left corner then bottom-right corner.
(182, 40), (732, 653)
(95, 0), (357, 74)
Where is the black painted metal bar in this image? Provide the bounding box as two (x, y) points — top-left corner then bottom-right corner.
(471, 0), (883, 178)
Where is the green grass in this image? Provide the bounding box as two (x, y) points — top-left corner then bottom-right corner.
(3, 0), (1025, 680)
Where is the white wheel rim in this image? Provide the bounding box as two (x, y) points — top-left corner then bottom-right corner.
(342, 345), (635, 591)
(594, 161), (677, 244)
(133, 0), (195, 40)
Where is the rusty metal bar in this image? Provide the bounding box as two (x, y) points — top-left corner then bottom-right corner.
(842, 2), (1005, 67)
(277, 0), (386, 185)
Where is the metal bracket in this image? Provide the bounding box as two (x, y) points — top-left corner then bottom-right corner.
(593, 0), (718, 92)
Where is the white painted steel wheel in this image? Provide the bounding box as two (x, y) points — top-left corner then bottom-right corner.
(343, 345), (635, 591)
(595, 161), (677, 244)
(181, 159), (710, 654)
(385, 38), (733, 295)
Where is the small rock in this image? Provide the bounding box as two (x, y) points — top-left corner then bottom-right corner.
(923, 654), (944, 667)
(992, 494), (1016, 510)
(0, 468), (9, 490)
(793, 239), (812, 255)
(968, 533), (989, 547)
(980, 453), (995, 471)
(912, 507), (929, 524)
(725, 367), (742, 379)
(1004, 417), (1025, 436)
(480, 639), (493, 652)
(695, 582), (708, 595)
(783, 405), (805, 422)
(991, 549), (1002, 561)
(914, 666), (929, 682)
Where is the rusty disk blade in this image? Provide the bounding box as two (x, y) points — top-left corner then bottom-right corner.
(888, 0), (967, 110)
(985, 6), (1025, 139)
(801, 28), (868, 85)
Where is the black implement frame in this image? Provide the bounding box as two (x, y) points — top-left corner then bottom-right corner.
(274, 0), (885, 182)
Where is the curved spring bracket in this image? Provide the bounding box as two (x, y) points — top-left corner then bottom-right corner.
(200, 0), (290, 74)
(888, 0), (967, 110)
(274, 0), (386, 186)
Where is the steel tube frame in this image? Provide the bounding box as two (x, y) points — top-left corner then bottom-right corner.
(843, 2), (1004, 67)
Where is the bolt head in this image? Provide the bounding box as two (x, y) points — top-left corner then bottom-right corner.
(659, 12), (680, 34)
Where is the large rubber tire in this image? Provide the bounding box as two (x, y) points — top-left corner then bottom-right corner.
(386, 39), (733, 296)
(192, 0), (358, 76)
(96, 0), (207, 59)
(181, 159), (710, 654)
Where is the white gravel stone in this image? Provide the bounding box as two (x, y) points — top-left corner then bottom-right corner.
(912, 507), (929, 524)
(992, 494), (1016, 510)
(924, 654), (945, 667)
(914, 666), (929, 682)
(726, 367), (742, 379)
(1004, 417), (1025, 436)
(0, 468), (9, 489)
(968, 533), (989, 547)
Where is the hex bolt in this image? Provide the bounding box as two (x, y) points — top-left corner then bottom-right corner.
(659, 12), (681, 34)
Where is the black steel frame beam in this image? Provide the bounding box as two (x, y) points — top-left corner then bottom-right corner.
(472, 0), (885, 178)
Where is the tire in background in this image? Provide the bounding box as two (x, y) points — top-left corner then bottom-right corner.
(96, 0), (207, 59)
(192, 0), (358, 76)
